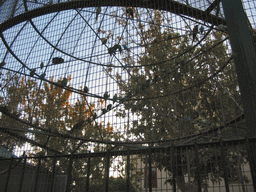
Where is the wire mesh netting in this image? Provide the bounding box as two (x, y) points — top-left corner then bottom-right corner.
(0, 0), (256, 191)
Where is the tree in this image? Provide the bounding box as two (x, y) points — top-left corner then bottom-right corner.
(0, 72), (119, 191)
(109, 8), (248, 191)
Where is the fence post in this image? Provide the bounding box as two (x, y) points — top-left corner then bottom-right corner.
(126, 149), (130, 192)
(66, 154), (73, 192)
(4, 156), (13, 192)
(50, 153), (57, 192)
(86, 151), (91, 192)
(148, 147), (152, 192)
(34, 155), (42, 192)
(171, 143), (176, 192)
(220, 138), (229, 192)
(246, 138), (256, 190)
(105, 150), (110, 192)
(194, 143), (202, 192)
(18, 155), (27, 192)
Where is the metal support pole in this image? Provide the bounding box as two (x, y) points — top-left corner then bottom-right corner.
(171, 144), (176, 192)
(4, 156), (13, 192)
(34, 155), (42, 192)
(246, 138), (256, 190)
(148, 147), (152, 192)
(18, 155), (27, 192)
(50, 154), (57, 192)
(86, 151), (91, 192)
(105, 150), (110, 192)
(221, 0), (256, 189)
(66, 154), (73, 192)
(220, 139), (230, 192)
(194, 143), (202, 192)
(126, 149), (130, 192)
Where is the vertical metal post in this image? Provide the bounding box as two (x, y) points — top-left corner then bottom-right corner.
(171, 144), (176, 192)
(220, 139), (230, 192)
(66, 154), (74, 192)
(246, 138), (256, 190)
(148, 147), (152, 192)
(50, 154), (57, 192)
(18, 155), (27, 192)
(105, 150), (110, 192)
(4, 156), (13, 192)
(221, 0), (256, 189)
(86, 151), (91, 192)
(34, 155), (42, 192)
(194, 143), (202, 192)
(126, 149), (130, 192)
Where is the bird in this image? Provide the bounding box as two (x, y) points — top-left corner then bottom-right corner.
(102, 108), (107, 114)
(101, 38), (107, 45)
(30, 69), (36, 77)
(113, 44), (122, 54)
(39, 73), (46, 79)
(108, 47), (116, 56)
(153, 74), (159, 82)
(40, 62), (44, 69)
(0, 105), (10, 114)
(126, 8), (134, 19)
(113, 94), (118, 104)
(199, 26), (204, 34)
(95, 6), (101, 23)
(84, 86), (89, 93)
(120, 97), (125, 103)
(86, 118), (92, 124)
(103, 91), (110, 101)
(167, 34), (172, 40)
(144, 79), (150, 88)
(69, 120), (85, 133)
(0, 61), (5, 68)
(52, 57), (64, 64)
(123, 64), (128, 70)
(93, 113), (97, 120)
(107, 104), (112, 111)
(180, 60), (186, 66)
(61, 77), (67, 88)
(122, 44), (128, 50)
(192, 25), (199, 42)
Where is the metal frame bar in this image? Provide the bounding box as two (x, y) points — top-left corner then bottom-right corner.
(221, 0), (256, 189)
(4, 156), (13, 192)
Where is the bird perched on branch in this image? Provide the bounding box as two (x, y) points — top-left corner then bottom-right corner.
(95, 6), (101, 23)
(113, 94), (118, 104)
(39, 73), (46, 79)
(0, 61), (5, 68)
(122, 44), (128, 50)
(101, 38), (107, 45)
(40, 62), (44, 69)
(199, 26), (204, 34)
(126, 8), (134, 20)
(52, 57), (64, 64)
(113, 44), (122, 54)
(30, 69), (36, 77)
(103, 91), (110, 101)
(108, 47), (116, 56)
(84, 85), (89, 93)
(107, 104), (112, 111)
(61, 77), (67, 88)
(69, 120), (85, 133)
(192, 25), (199, 42)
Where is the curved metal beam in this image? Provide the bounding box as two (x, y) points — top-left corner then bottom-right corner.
(0, 0), (226, 33)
